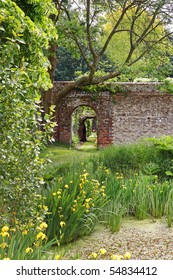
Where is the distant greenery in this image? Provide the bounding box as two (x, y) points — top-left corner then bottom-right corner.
(55, 0), (173, 86)
(54, 46), (115, 81)
(55, 46), (173, 82)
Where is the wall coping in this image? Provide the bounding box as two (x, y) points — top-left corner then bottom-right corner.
(53, 81), (167, 95)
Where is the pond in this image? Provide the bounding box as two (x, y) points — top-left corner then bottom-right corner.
(52, 217), (173, 260)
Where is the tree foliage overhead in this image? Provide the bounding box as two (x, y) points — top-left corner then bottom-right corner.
(101, 6), (173, 80)
(0, 0), (57, 226)
(53, 0), (173, 100)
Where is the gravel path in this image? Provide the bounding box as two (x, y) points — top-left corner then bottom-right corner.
(63, 218), (173, 260)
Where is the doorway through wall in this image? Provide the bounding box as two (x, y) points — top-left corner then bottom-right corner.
(71, 105), (97, 149)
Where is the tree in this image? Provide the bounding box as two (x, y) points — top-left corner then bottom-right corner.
(54, 46), (90, 81)
(100, 7), (173, 80)
(49, 0), (173, 103)
(0, 0), (57, 226)
(54, 46), (115, 81)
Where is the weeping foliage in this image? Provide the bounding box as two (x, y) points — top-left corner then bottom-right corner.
(0, 0), (57, 227)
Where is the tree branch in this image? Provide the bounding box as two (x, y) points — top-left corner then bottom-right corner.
(99, 0), (138, 57)
(60, 4), (91, 69)
(135, 6), (161, 48)
(127, 31), (173, 67)
(56, 70), (121, 104)
(86, 0), (97, 59)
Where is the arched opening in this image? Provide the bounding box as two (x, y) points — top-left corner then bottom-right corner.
(71, 105), (97, 149)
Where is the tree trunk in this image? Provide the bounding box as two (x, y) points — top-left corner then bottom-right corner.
(41, 43), (58, 114)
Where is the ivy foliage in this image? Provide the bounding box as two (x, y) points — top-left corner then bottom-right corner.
(78, 83), (127, 95)
(157, 79), (173, 94)
(0, 0), (57, 226)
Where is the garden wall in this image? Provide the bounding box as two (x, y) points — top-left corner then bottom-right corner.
(46, 82), (173, 147)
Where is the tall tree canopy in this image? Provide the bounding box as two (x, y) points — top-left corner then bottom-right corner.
(52, 0), (173, 101)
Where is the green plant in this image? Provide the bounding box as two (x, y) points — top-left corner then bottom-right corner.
(93, 142), (159, 175)
(148, 136), (173, 153)
(165, 189), (173, 227)
(45, 164), (108, 244)
(102, 199), (125, 232)
(147, 136), (173, 178)
(142, 162), (160, 176)
(0, 0), (57, 227)
(158, 79), (173, 94)
(104, 170), (173, 224)
(43, 140), (173, 234)
(0, 222), (55, 260)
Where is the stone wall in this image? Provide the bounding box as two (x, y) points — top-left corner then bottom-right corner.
(47, 82), (173, 147)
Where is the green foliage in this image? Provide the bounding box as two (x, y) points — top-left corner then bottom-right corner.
(157, 79), (173, 94)
(95, 142), (156, 175)
(44, 140), (173, 236)
(147, 136), (173, 154)
(0, 221), (55, 260)
(79, 83), (126, 94)
(54, 46), (89, 81)
(165, 189), (173, 227)
(56, 1), (173, 82)
(44, 163), (108, 244)
(146, 136), (173, 178)
(0, 0), (57, 227)
(101, 8), (173, 80)
(91, 140), (173, 179)
(102, 199), (124, 232)
(55, 47), (115, 81)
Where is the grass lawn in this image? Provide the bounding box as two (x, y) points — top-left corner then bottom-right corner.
(43, 136), (98, 166)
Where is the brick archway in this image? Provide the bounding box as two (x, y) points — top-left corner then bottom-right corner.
(52, 83), (113, 147)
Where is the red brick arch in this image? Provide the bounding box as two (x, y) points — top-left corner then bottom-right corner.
(52, 85), (113, 147)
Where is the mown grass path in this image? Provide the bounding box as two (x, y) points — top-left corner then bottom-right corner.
(44, 136), (98, 167)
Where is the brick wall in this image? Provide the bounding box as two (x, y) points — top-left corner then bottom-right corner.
(46, 82), (173, 147)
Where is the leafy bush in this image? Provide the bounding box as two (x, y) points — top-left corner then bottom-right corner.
(0, 0), (57, 227)
(158, 79), (173, 94)
(146, 136), (173, 177)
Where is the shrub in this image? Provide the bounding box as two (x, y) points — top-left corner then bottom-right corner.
(0, 0), (57, 227)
